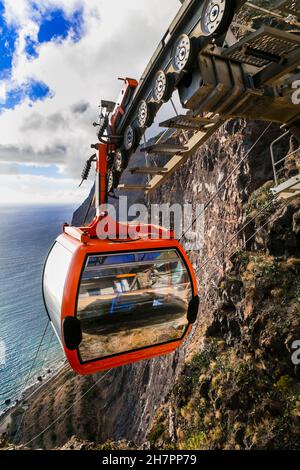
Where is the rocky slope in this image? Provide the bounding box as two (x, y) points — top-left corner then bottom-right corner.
(2, 3), (300, 450)
(146, 188), (300, 450)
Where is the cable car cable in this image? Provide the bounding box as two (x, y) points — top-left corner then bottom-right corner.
(40, 329), (55, 373)
(191, 163), (267, 264)
(204, 210), (279, 284)
(82, 193), (96, 226)
(179, 121), (272, 244)
(19, 320), (50, 395)
(16, 363), (70, 436)
(79, 154), (97, 187)
(22, 369), (112, 447)
(16, 363), (69, 431)
(13, 323), (50, 442)
(0, 325), (58, 400)
(3, 334), (52, 362)
(0, 124), (276, 396)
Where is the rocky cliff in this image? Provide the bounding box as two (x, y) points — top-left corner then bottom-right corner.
(2, 118), (300, 450)
(1, 1), (300, 451)
(146, 187), (300, 450)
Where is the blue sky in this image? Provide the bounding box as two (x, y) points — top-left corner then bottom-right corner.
(0, 0), (178, 204)
(0, 0), (89, 201)
(0, 2), (83, 111)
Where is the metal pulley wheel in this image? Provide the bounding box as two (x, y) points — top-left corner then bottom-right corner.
(172, 34), (193, 72)
(107, 169), (114, 193)
(152, 70), (175, 103)
(123, 125), (139, 151)
(114, 149), (124, 172)
(201, 0), (232, 37)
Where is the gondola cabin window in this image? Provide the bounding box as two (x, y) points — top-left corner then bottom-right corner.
(43, 242), (72, 341)
(76, 250), (192, 362)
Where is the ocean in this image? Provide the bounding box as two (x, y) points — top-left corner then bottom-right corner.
(0, 205), (77, 413)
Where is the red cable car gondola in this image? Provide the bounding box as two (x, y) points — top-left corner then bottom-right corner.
(42, 144), (199, 375)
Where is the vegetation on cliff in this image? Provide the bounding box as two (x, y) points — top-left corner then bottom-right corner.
(2, 124), (299, 451)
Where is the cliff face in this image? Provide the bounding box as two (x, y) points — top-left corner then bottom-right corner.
(72, 147), (148, 226)
(4, 119), (299, 450)
(147, 189), (300, 450)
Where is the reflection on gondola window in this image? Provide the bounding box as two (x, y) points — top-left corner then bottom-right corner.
(77, 250), (192, 362)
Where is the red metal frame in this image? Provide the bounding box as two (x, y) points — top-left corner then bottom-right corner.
(109, 77), (138, 136)
(59, 143), (197, 374)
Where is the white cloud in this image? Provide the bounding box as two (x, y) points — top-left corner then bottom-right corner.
(0, 0), (179, 203)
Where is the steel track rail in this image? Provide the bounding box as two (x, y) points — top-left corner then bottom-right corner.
(118, 116), (224, 194)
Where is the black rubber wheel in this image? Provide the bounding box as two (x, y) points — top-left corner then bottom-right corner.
(172, 34), (194, 72)
(107, 169), (114, 193)
(137, 100), (156, 128)
(152, 70), (175, 103)
(123, 124), (139, 151)
(63, 317), (82, 350)
(106, 152), (114, 169)
(201, 0), (234, 37)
